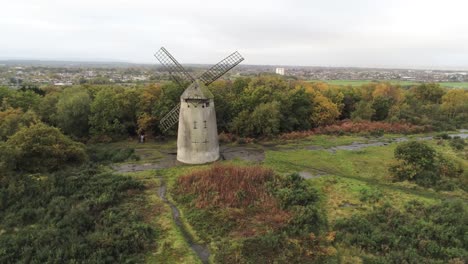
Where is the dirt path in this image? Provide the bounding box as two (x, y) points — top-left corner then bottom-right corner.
(156, 173), (210, 264)
(113, 130), (467, 174)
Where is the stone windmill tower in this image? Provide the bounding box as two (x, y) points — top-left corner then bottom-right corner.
(154, 47), (244, 164)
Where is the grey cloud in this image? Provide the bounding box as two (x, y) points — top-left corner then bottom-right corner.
(1, 0), (468, 68)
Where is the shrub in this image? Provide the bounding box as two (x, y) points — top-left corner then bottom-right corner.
(449, 137), (466, 151)
(359, 188), (383, 203)
(434, 132), (450, 140)
(5, 123), (87, 172)
(88, 146), (138, 163)
(174, 165), (333, 262)
(335, 200), (467, 263)
(279, 120), (429, 140)
(0, 168), (155, 263)
(176, 165), (276, 208)
(389, 141), (463, 188)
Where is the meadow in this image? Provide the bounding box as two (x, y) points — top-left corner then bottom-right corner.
(308, 79), (468, 88)
(103, 131), (467, 263)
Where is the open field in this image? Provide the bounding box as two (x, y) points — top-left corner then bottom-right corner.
(103, 131), (467, 263)
(308, 79), (468, 88)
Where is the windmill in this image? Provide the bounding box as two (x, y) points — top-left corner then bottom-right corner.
(154, 47), (244, 164)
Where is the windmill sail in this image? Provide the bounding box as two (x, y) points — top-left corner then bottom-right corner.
(154, 47), (195, 87)
(159, 102), (181, 132)
(198, 51), (244, 86)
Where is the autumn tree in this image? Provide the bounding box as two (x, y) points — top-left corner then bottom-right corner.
(309, 91), (340, 126)
(441, 89), (468, 122)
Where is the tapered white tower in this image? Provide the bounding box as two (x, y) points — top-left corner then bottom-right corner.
(177, 81), (219, 163)
(155, 47), (244, 164)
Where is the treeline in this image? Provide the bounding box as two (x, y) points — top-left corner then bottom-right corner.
(1, 77), (467, 142)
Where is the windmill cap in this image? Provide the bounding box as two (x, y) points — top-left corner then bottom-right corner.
(181, 80), (214, 99)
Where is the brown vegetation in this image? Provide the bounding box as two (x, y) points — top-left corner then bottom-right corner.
(279, 120), (430, 140)
(175, 165), (292, 236)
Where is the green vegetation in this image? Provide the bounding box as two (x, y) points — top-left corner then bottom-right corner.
(389, 141), (463, 189)
(0, 76), (467, 263)
(1, 123), (87, 172)
(336, 200), (467, 263)
(309, 79), (468, 89)
(0, 167), (155, 263)
(172, 165), (335, 263)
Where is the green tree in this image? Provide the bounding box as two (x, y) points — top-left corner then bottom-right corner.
(35, 91), (60, 125)
(1, 90), (41, 111)
(0, 108), (38, 141)
(250, 101), (281, 137)
(5, 123), (87, 172)
(351, 101), (375, 121)
(56, 88), (91, 138)
(371, 96), (393, 121)
(412, 83), (445, 104)
(230, 102), (281, 137)
(389, 141), (461, 187)
(89, 88), (126, 139)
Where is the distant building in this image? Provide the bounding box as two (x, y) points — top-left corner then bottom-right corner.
(275, 67), (285, 75)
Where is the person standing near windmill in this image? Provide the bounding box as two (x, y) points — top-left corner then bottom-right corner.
(154, 47), (244, 164)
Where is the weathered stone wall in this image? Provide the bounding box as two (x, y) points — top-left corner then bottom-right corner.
(177, 98), (219, 164)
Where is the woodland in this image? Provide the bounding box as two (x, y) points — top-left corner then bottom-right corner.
(0, 77), (467, 263)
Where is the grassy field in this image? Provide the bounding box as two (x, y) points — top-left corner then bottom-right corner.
(308, 79), (468, 88)
(106, 133), (467, 263)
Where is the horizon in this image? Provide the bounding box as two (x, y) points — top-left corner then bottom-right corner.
(2, 57), (468, 72)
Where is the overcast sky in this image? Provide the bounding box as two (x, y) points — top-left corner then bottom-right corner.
(1, 0), (468, 69)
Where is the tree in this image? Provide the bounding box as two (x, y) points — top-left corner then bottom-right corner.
(0, 86), (13, 107)
(351, 101), (375, 121)
(5, 123), (87, 172)
(389, 141), (461, 187)
(0, 108), (38, 141)
(250, 101), (281, 137)
(35, 91), (60, 125)
(89, 88), (126, 139)
(1, 90), (41, 111)
(441, 89), (468, 120)
(310, 91), (340, 126)
(56, 88), (91, 138)
(412, 83), (445, 104)
(371, 96), (393, 121)
(230, 101), (281, 137)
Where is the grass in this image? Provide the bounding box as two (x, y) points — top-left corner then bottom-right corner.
(98, 139), (176, 164)
(308, 80), (420, 87)
(119, 169), (201, 264)
(308, 79), (468, 89)
(106, 133), (466, 262)
(263, 139), (467, 222)
(274, 134), (368, 148)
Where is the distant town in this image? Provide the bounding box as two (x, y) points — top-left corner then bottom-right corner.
(1, 60), (468, 87)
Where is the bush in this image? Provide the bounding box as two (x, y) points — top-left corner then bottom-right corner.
(434, 132), (450, 140)
(389, 141), (463, 188)
(88, 146), (138, 163)
(173, 166), (333, 263)
(449, 137), (466, 151)
(5, 123), (87, 172)
(359, 188), (383, 203)
(0, 168), (155, 263)
(335, 200), (467, 263)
